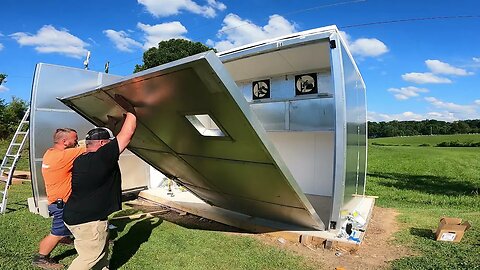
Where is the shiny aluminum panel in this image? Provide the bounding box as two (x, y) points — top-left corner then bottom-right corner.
(342, 41), (365, 204)
(30, 63), (150, 206)
(329, 33), (348, 226)
(357, 89), (368, 195)
(289, 99), (335, 131)
(250, 102), (287, 131)
(60, 51), (325, 230)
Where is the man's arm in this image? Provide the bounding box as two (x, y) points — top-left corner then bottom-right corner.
(115, 95), (137, 154)
(116, 112), (136, 153)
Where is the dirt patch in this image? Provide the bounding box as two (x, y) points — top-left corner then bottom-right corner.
(250, 207), (414, 270)
(127, 200), (412, 270)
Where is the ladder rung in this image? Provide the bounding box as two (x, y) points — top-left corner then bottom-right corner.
(0, 166), (12, 170)
(21, 121), (29, 124)
(10, 143), (22, 146)
(16, 132), (28, 135)
(6, 154), (18, 158)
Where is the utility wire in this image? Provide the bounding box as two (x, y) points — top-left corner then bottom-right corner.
(215, 0), (367, 36)
(109, 0), (368, 69)
(341, 15), (480, 29)
(105, 7), (480, 70)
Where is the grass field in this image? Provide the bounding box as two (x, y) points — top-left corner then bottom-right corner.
(0, 184), (315, 270)
(1, 135), (480, 269)
(0, 140), (315, 270)
(368, 136), (480, 269)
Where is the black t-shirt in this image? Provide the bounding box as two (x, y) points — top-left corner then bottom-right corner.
(63, 138), (122, 225)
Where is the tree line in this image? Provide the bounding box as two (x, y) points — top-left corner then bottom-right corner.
(0, 97), (28, 140)
(368, 120), (480, 138)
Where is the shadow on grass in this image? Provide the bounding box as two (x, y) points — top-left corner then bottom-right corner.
(52, 248), (77, 262)
(410, 227), (435, 240)
(109, 217), (162, 269)
(368, 172), (479, 196)
(5, 202), (28, 213)
(128, 202), (247, 233)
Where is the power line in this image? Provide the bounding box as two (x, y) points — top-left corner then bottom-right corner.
(215, 0), (367, 36)
(109, 0), (368, 70)
(340, 15), (480, 29)
(104, 8), (480, 70)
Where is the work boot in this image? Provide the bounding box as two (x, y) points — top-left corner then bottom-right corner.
(32, 254), (64, 269)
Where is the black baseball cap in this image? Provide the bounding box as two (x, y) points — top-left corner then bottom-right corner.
(85, 127), (115, 141)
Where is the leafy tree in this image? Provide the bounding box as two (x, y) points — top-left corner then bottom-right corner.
(134, 39), (214, 73)
(0, 74), (6, 85)
(0, 96), (28, 139)
(368, 119), (480, 138)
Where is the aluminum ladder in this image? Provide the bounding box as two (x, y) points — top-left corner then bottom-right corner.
(0, 108), (30, 214)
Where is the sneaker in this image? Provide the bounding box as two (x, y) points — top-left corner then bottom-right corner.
(32, 254), (64, 269)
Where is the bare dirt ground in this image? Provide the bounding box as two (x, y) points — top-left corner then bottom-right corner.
(251, 207), (414, 270)
(128, 200), (413, 270)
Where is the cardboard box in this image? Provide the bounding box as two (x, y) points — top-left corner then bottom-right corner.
(435, 217), (471, 242)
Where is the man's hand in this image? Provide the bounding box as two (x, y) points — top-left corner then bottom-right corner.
(114, 94), (136, 115)
(106, 115), (122, 133)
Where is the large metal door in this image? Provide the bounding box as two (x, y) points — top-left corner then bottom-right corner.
(60, 51), (325, 230)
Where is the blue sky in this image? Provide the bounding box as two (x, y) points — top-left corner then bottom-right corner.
(1, 0), (479, 122)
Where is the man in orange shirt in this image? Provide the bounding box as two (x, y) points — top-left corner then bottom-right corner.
(33, 128), (85, 269)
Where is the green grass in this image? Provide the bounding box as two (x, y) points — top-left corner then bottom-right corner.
(367, 135), (480, 269)
(370, 134), (480, 147)
(2, 135), (480, 269)
(0, 185), (315, 269)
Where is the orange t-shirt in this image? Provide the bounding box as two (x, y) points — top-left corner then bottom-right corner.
(42, 146), (86, 204)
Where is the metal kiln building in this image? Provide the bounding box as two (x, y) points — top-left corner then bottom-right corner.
(28, 25), (367, 231)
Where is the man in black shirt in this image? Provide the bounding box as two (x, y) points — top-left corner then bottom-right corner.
(64, 96), (136, 270)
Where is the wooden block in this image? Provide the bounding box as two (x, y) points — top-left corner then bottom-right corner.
(300, 235), (313, 245)
(267, 231), (301, 243)
(324, 239), (333, 249)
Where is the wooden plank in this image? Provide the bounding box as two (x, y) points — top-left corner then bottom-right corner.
(110, 209), (170, 220)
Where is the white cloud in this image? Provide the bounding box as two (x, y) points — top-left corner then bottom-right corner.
(368, 111), (425, 122)
(208, 13), (297, 52)
(368, 110), (463, 122)
(137, 22), (188, 49)
(0, 85), (8, 93)
(473, 57), (480, 63)
(425, 97), (476, 114)
(104, 30), (142, 52)
(369, 97), (480, 122)
(402, 72), (452, 84)
(10, 25), (88, 58)
(425, 59), (473, 76)
(340, 31), (388, 58)
(0, 33), (3, 50)
(387, 86), (428, 100)
(138, 0), (226, 18)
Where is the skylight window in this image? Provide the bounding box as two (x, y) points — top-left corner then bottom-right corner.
(185, 114), (226, 137)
